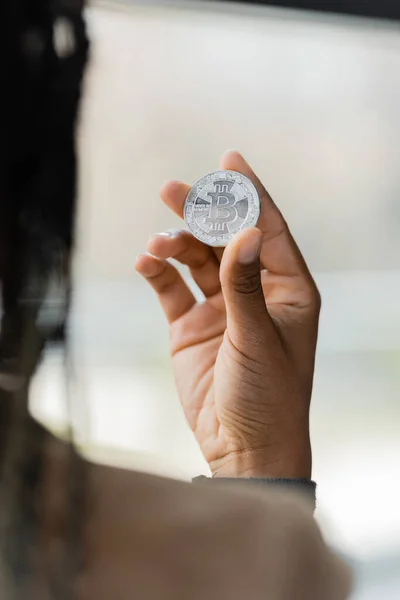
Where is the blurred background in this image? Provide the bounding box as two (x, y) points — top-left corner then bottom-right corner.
(30, 0), (400, 597)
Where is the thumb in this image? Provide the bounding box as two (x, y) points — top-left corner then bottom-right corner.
(220, 228), (274, 351)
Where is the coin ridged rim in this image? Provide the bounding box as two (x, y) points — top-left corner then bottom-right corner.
(184, 170), (261, 247)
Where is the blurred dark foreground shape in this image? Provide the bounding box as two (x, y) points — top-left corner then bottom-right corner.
(1, 0), (88, 596)
(0, 1), (353, 599)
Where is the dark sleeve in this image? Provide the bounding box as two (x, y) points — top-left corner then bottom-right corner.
(192, 476), (317, 513)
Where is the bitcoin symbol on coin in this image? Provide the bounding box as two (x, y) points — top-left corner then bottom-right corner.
(205, 181), (238, 234)
(184, 170), (260, 247)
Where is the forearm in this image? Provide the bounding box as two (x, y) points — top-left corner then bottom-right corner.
(194, 437), (316, 511)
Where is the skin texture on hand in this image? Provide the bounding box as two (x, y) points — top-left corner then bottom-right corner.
(136, 151), (321, 479)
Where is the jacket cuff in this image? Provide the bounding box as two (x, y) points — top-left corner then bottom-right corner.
(192, 476), (317, 512)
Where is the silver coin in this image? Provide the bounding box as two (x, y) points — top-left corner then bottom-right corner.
(184, 170), (261, 247)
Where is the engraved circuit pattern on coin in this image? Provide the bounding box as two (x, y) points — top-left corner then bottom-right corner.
(184, 170), (261, 247)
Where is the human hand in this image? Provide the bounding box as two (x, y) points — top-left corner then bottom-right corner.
(136, 151), (320, 479)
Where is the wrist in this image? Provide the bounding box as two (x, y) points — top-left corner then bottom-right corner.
(209, 443), (312, 480)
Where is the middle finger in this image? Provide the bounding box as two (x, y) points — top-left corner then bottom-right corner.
(147, 230), (221, 298)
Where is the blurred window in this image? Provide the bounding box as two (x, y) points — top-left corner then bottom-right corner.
(31, 2), (400, 597)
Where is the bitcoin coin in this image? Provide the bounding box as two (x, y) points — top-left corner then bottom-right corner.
(184, 170), (261, 247)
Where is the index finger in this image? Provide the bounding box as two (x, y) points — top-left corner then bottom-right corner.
(160, 180), (225, 262)
(220, 150), (313, 280)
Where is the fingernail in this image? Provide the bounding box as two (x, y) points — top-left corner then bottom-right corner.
(238, 231), (262, 264)
(135, 253), (146, 267)
(135, 253), (158, 277)
(153, 232), (172, 238)
(135, 252), (152, 264)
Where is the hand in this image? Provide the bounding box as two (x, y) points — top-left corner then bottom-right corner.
(136, 151), (321, 479)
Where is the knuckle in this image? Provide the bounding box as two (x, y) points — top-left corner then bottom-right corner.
(185, 253), (208, 270)
(310, 283), (322, 312)
(302, 280), (321, 312)
(231, 269), (262, 296)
